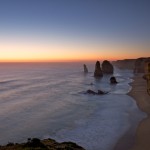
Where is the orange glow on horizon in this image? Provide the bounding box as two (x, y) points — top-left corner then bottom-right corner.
(0, 37), (149, 63)
(0, 53), (148, 63)
(0, 56), (144, 63)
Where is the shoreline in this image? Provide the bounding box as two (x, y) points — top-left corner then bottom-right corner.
(128, 74), (150, 150)
(114, 74), (150, 150)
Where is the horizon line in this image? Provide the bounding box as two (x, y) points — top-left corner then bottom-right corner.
(0, 57), (146, 63)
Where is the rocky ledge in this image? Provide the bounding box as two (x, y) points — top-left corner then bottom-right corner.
(0, 138), (85, 150)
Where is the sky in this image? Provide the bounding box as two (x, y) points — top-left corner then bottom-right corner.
(0, 0), (150, 62)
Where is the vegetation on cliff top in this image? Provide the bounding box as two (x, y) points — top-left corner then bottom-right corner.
(0, 138), (85, 150)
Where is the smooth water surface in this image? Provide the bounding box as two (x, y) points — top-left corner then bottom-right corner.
(0, 62), (145, 150)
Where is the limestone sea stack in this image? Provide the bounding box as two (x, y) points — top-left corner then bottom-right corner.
(102, 60), (114, 74)
(83, 64), (88, 73)
(94, 61), (103, 77)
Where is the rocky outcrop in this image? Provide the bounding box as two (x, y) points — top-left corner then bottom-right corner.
(97, 90), (108, 95)
(94, 61), (103, 77)
(0, 138), (85, 150)
(86, 89), (97, 95)
(134, 57), (150, 73)
(110, 76), (118, 84)
(102, 60), (114, 74)
(83, 64), (88, 73)
(86, 89), (108, 95)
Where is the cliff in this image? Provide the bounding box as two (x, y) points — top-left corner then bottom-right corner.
(113, 59), (136, 70)
(113, 57), (150, 73)
(134, 57), (150, 73)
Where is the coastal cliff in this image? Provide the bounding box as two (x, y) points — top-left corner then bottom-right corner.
(113, 57), (150, 73)
(134, 57), (150, 73)
(113, 59), (136, 70)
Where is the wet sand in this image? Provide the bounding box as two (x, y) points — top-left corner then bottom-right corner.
(114, 74), (150, 150)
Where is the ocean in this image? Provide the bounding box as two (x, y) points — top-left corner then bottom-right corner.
(0, 62), (146, 150)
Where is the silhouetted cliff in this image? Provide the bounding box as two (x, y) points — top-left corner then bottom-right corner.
(113, 59), (136, 70)
(113, 57), (150, 73)
(134, 57), (150, 73)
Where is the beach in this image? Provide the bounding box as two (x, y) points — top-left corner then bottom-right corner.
(129, 74), (150, 150)
(115, 74), (150, 150)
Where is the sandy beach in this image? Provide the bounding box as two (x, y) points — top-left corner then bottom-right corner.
(129, 74), (150, 150)
(115, 74), (150, 150)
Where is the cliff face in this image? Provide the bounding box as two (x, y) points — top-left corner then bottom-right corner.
(134, 57), (150, 73)
(113, 57), (150, 73)
(113, 59), (136, 70)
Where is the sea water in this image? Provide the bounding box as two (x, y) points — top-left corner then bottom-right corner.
(0, 62), (145, 150)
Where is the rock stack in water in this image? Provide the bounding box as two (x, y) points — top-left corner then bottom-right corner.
(102, 60), (114, 74)
(110, 76), (118, 84)
(83, 64), (88, 73)
(94, 61), (103, 77)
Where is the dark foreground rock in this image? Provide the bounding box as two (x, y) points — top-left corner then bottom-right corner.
(102, 60), (114, 74)
(0, 138), (85, 150)
(94, 61), (103, 77)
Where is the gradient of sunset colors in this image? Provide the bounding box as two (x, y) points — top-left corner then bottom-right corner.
(0, 0), (149, 62)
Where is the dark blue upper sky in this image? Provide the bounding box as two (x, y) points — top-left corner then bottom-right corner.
(0, 0), (150, 42)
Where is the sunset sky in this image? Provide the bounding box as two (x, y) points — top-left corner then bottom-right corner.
(0, 0), (149, 62)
